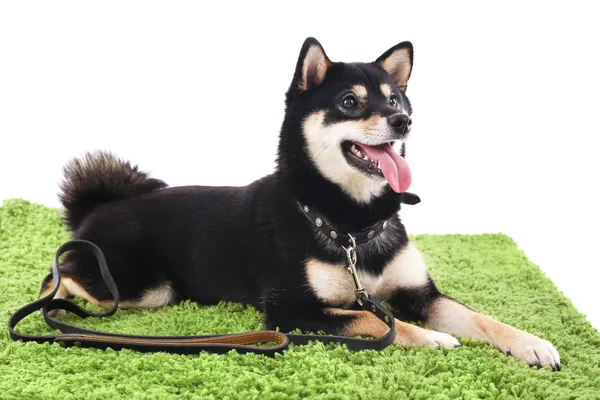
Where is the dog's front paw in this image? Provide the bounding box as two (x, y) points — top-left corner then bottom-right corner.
(503, 332), (561, 371)
(424, 330), (462, 350)
(395, 325), (461, 349)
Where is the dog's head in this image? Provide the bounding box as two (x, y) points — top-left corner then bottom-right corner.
(278, 38), (414, 205)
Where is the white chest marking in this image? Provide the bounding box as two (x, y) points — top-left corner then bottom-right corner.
(305, 259), (384, 307)
(305, 242), (430, 306)
(378, 242), (429, 298)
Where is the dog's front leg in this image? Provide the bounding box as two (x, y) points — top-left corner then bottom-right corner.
(426, 296), (561, 370)
(263, 302), (459, 349)
(326, 308), (460, 349)
(383, 242), (560, 370)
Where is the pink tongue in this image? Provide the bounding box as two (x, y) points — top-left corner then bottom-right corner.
(358, 143), (411, 193)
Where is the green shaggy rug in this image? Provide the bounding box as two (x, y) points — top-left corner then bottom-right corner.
(1, 199), (599, 400)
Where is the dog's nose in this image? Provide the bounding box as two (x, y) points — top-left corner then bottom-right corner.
(387, 113), (412, 133)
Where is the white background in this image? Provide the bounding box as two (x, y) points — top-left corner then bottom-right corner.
(1, 1), (599, 330)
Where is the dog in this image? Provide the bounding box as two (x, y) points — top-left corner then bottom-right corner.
(39, 37), (560, 370)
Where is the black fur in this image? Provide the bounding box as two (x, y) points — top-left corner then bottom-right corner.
(59, 151), (167, 232)
(44, 38), (426, 334)
(388, 278), (442, 322)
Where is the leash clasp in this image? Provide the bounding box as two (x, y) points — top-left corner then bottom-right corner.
(342, 234), (368, 306)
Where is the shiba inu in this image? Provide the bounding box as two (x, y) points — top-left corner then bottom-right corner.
(39, 37), (560, 370)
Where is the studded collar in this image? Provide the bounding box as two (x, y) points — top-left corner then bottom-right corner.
(297, 192), (420, 248)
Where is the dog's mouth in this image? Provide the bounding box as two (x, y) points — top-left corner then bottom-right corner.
(342, 141), (412, 193)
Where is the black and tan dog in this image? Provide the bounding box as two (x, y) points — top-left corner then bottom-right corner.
(40, 38), (560, 370)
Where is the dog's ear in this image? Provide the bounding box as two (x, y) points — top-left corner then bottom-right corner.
(375, 41), (413, 92)
(292, 37), (331, 92)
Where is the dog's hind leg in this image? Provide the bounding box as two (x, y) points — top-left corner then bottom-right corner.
(38, 272), (79, 317)
(39, 273), (67, 300)
(38, 270), (176, 316)
(39, 270), (115, 317)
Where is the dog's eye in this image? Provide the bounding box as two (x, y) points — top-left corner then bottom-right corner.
(389, 95), (399, 107)
(342, 95), (357, 108)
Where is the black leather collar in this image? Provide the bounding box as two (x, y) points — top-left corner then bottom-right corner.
(298, 192), (421, 248)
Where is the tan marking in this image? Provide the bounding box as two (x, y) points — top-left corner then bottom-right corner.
(380, 83), (392, 98)
(428, 297), (560, 368)
(38, 277), (93, 317)
(327, 308), (390, 338)
(39, 279), (69, 300)
(299, 45), (330, 91)
(352, 85), (368, 100)
(57, 277), (106, 305)
(428, 297), (478, 337)
(132, 283), (175, 308)
(356, 114), (388, 131)
(326, 308), (459, 348)
(39, 277), (174, 309)
(428, 297), (523, 347)
(378, 48), (412, 92)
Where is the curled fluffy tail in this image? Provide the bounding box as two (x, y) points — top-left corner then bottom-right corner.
(59, 151), (168, 231)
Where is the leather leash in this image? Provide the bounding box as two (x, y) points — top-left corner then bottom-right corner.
(8, 239), (396, 356)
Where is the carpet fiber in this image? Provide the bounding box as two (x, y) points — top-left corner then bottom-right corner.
(1, 199), (599, 399)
